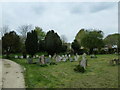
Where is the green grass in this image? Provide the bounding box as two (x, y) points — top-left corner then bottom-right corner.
(11, 54), (118, 88)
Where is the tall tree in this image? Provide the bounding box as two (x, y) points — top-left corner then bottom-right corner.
(104, 33), (120, 48)
(25, 30), (38, 57)
(34, 26), (46, 52)
(18, 24), (33, 55)
(34, 26), (46, 40)
(81, 30), (104, 54)
(2, 31), (21, 57)
(45, 30), (62, 55)
(75, 29), (88, 46)
(71, 39), (80, 54)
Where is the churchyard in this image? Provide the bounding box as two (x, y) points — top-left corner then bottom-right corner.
(9, 54), (118, 88)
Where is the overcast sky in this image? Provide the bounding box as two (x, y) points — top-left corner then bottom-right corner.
(0, 2), (118, 42)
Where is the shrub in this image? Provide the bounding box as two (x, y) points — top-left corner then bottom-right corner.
(49, 62), (57, 65)
(74, 65), (85, 73)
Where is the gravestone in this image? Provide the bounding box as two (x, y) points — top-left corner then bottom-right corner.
(55, 55), (60, 62)
(59, 56), (62, 61)
(14, 55), (18, 59)
(41, 55), (45, 64)
(63, 57), (66, 62)
(27, 58), (33, 64)
(20, 56), (23, 59)
(90, 54), (97, 58)
(80, 53), (87, 69)
(26, 55), (29, 59)
(70, 57), (73, 62)
(45, 57), (50, 64)
(49, 55), (52, 58)
(36, 55), (39, 58)
(33, 56), (36, 59)
(38, 56), (42, 64)
(74, 56), (78, 61)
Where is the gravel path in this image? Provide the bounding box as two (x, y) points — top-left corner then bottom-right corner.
(0, 59), (25, 88)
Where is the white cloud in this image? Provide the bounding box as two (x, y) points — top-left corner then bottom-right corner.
(1, 2), (118, 42)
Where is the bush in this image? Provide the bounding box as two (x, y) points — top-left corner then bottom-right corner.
(74, 65), (85, 73)
(39, 64), (48, 67)
(49, 62), (57, 65)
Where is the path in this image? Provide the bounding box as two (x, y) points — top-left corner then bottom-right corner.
(0, 59), (25, 88)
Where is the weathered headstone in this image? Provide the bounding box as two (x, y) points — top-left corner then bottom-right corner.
(26, 55), (29, 59)
(49, 55), (52, 58)
(70, 57), (73, 62)
(63, 57), (66, 62)
(55, 55), (60, 62)
(74, 56), (78, 61)
(80, 53), (87, 69)
(20, 56), (23, 59)
(14, 55), (18, 59)
(27, 58), (33, 64)
(36, 55), (39, 58)
(45, 57), (50, 64)
(41, 55), (45, 64)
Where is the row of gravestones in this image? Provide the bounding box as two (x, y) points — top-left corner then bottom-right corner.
(14, 55), (39, 59)
(27, 54), (80, 65)
(110, 59), (120, 65)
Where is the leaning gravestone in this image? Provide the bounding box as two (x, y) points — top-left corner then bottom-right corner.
(80, 53), (87, 69)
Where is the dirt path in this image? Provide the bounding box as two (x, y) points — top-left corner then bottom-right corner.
(0, 59), (25, 88)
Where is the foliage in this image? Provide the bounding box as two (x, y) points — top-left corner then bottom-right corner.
(45, 30), (62, 55)
(34, 26), (46, 40)
(75, 29), (88, 46)
(81, 30), (104, 54)
(71, 39), (80, 54)
(2, 31), (21, 56)
(104, 33), (120, 48)
(25, 30), (38, 56)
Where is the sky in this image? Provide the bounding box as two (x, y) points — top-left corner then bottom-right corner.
(0, 2), (118, 42)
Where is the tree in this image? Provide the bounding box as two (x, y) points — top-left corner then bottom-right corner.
(34, 26), (46, 40)
(18, 24), (33, 39)
(75, 29), (88, 46)
(81, 30), (104, 54)
(61, 35), (67, 44)
(104, 33), (120, 48)
(71, 39), (80, 54)
(0, 25), (10, 37)
(45, 30), (62, 55)
(18, 24), (33, 55)
(34, 26), (46, 52)
(2, 31), (21, 57)
(25, 30), (38, 57)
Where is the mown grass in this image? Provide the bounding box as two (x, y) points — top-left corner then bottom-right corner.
(11, 54), (118, 88)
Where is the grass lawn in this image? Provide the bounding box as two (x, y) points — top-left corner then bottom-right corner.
(11, 54), (118, 88)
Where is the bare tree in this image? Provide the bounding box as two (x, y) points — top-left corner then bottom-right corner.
(61, 35), (67, 43)
(0, 25), (9, 37)
(18, 24), (33, 38)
